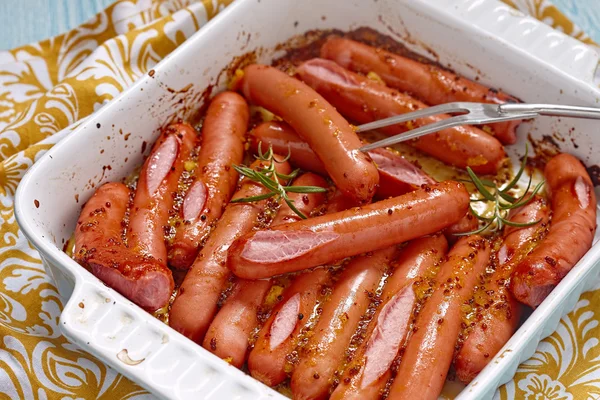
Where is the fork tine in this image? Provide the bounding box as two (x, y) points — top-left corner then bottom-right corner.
(355, 102), (473, 133)
(359, 115), (469, 152)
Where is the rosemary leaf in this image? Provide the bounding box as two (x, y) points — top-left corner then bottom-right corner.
(284, 197), (308, 219)
(231, 192), (277, 203)
(231, 142), (329, 218)
(466, 167), (496, 202)
(286, 186), (329, 193)
(498, 191), (517, 204)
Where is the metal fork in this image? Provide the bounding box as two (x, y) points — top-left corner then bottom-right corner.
(358, 102), (600, 152)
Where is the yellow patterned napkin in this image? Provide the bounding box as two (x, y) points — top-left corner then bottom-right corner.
(0, 0), (596, 399)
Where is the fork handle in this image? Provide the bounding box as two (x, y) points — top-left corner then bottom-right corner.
(500, 103), (600, 119)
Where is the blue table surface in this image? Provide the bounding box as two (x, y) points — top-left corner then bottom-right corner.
(0, 0), (599, 51)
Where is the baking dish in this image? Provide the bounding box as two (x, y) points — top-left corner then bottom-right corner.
(14, 0), (600, 398)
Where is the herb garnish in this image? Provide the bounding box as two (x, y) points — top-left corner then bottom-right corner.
(231, 143), (328, 219)
(459, 144), (545, 235)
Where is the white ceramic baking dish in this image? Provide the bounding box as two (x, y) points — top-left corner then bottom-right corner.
(14, 0), (600, 399)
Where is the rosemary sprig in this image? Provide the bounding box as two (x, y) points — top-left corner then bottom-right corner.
(231, 143), (328, 219)
(457, 144), (545, 236)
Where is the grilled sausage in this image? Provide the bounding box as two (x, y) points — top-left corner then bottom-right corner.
(128, 123), (198, 264)
(388, 235), (490, 400)
(202, 279), (272, 368)
(248, 268), (331, 386)
(291, 247), (399, 400)
(331, 235), (448, 400)
(228, 181), (470, 279)
(454, 196), (550, 383)
(296, 58), (506, 175)
(320, 37), (521, 144)
(249, 121), (435, 197)
(169, 92), (248, 269)
(202, 173), (328, 365)
(169, 158), (291, 343)
(74, 183), (174, 310)
(511, 153), (597, 307)
(238, 64), (379, 203)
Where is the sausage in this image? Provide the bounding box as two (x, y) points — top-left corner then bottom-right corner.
(74, 183), (174, 310)
(331, 235), (448, 400)
(250, 121), (327, 175)
(271, 173), (329, 225)
(324, 189), (361, 214)
(511, 153), (597, 307)
(228, 180), (470, 279)
(169, 92), (248, 269)
(201, 279), (271, 368)
(203, 173), (328, 366)
(291, 247), (399, 400)
(248, 268), (331, 386)
(388, 235), (490, 400)
(296, 58), (506, 175)
(247, 187), (358, 386)
(368, 147), (436, 198)
(169, 158), (292, 343)
(454, 196), (550, 383)
(238, 64), (379, 203)
(249, 121), (435, 197)
(320, 37), (521, 145)
(444, 212), (479, 244)
(128, 123), (198, 264)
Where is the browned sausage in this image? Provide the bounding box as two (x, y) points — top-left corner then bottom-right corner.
(331, 235), (448, 400)
(511, 153), (597, 307)
(249, 121), (435, 198)
(250, 121), (327, 175)
(202, 173), (328, 366)
(201, 279), (272, 368)
(248, 268), (331, 386)
(320, 37), (521, 145)
(228, 181), (470, 279)
(247, 187), (357, 386)
(388, 235), (490, 400)
(128, 123), (198, 264)
(74, 183), (173, 310)
(271, 172), (328, 225)
(291, 247), (399, 400)
(454, 196), (550, 383)
(444, 212), (479, 244)
(296, 58), (506, 175)
(238, 64), (379, 203)
(168, 92), (248, 269)
(169, 158), (291, 343)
